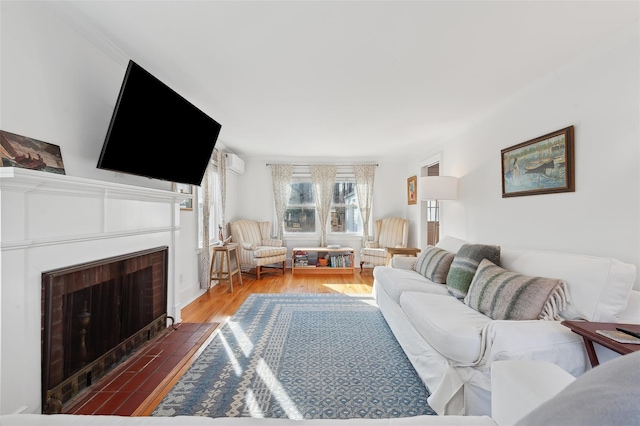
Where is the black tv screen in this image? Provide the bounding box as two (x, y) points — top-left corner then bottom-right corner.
(97, 60), (221, 186)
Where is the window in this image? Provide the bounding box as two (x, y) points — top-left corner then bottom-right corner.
(284, 180), (316, 233)
(283, 173), (362, 235)
(330, 181), (361, 233)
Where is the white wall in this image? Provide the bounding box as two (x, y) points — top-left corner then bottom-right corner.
(410, 23), (640, 289)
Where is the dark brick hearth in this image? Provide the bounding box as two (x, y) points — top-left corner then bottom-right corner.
(41, 247), (168, 413)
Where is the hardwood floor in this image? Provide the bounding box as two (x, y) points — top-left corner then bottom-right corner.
(140, 269), (375, 415)
(181, 269), (375, 324)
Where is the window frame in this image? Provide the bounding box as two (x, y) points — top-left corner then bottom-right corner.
(281, 170), (363, 239)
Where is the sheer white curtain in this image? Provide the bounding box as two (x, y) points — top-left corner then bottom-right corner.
(270, 164), (293, 240)
(198, 149), (227, 290)
(311, 165), (337, 247)
(354, 164), (376, 244)
(199, 156), (214, 290)
(218, 151), (227, 238)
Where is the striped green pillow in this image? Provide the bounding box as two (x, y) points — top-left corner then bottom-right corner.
(412, 246), (455, 284)
(446, 243), (501, 299)
(464, 259), (568, 320)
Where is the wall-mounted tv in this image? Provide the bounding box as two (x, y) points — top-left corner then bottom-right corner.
(97, 60), (221, 186)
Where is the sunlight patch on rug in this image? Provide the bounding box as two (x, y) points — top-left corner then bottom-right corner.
(152, 293), (435, 419)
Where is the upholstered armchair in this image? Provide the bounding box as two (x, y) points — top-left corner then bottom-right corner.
(359, 217), (409, 272)
(228, 219), (287, 279)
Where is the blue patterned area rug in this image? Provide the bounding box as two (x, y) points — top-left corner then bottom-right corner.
(152, 293), (435, 419)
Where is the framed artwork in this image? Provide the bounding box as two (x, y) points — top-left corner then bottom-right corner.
(501, 126), (575, 198)
(407, 175), (417, 205)
(173, 183), (193, 210)
(0, 130), (66, 174)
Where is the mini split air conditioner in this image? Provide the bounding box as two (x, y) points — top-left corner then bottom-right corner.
(226, 153), (245, 175)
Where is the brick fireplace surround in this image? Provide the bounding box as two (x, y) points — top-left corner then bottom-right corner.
(42, 247), (169, 412)
(0, 168), (190, 415)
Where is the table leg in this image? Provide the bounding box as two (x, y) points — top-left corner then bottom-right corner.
(582, 337), (599, 367)
(208, 251), (220, 290)
(233, 249), (243, 286)
(224, 251), (233, 293)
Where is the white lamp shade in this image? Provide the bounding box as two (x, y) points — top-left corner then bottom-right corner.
(419, 176), (458, 200)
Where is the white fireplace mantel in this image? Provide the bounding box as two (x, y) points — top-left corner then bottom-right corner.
(0, 168), (193, 250)
(0, 167), (190, 415)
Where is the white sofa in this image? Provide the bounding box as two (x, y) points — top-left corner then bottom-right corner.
(373, 236), (638, 416)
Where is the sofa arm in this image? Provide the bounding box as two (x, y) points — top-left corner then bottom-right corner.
(390, 256), (416, 270)
(262, 238), (283, 247)
(492, 360), (575, 426)
(476, 320), (588, 375)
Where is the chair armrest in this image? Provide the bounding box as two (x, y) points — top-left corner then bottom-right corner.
(261, 238), (283, 247)
(391, 256), (416, 270)
(365, 242), (380, 248)
(241, 242), (257, 251)
(492, 360), (575, 426)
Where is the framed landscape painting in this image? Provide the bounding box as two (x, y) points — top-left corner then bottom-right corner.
(501, 126), (575, 198)
(0, 130), (66, 174)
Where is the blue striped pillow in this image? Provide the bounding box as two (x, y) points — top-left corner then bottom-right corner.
(412, 246), (455, 284)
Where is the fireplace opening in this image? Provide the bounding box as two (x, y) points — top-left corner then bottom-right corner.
(42, 247), (168, 413)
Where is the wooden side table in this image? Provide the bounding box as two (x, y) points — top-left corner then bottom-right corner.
(384, 247), (421, 266)
(209, 243), (243, 292)
(561, 320), (640, 367)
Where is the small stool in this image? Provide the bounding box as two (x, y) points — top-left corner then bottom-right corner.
(209, 243), (243, 292)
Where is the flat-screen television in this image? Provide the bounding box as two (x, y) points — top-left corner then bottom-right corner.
(97, 60), (221, 186)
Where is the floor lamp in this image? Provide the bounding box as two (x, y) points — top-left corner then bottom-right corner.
(419, 176), (458, 245)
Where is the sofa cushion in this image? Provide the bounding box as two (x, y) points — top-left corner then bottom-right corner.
(400, 292), (491, 364)
(446, 244), (501, 300)
(373, 266), (450, 304)
(464, 259), (568, 320)
(500, 247), (637, 322)
(253, 246), (287, 258)
(413, 246), (455, 284)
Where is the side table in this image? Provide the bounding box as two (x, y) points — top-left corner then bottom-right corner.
(384, 247), (421, 266)
(561, 320), (640, 367)
(209, 243), (243, 292)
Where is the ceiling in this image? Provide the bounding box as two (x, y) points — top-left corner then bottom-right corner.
(50, 1), (638, 161)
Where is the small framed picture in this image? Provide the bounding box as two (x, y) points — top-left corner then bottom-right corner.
(407, 175), (417, 205)
(173, 183), (193, 210)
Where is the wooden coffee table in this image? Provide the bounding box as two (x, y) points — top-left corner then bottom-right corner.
(561, 320), (640, 366)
